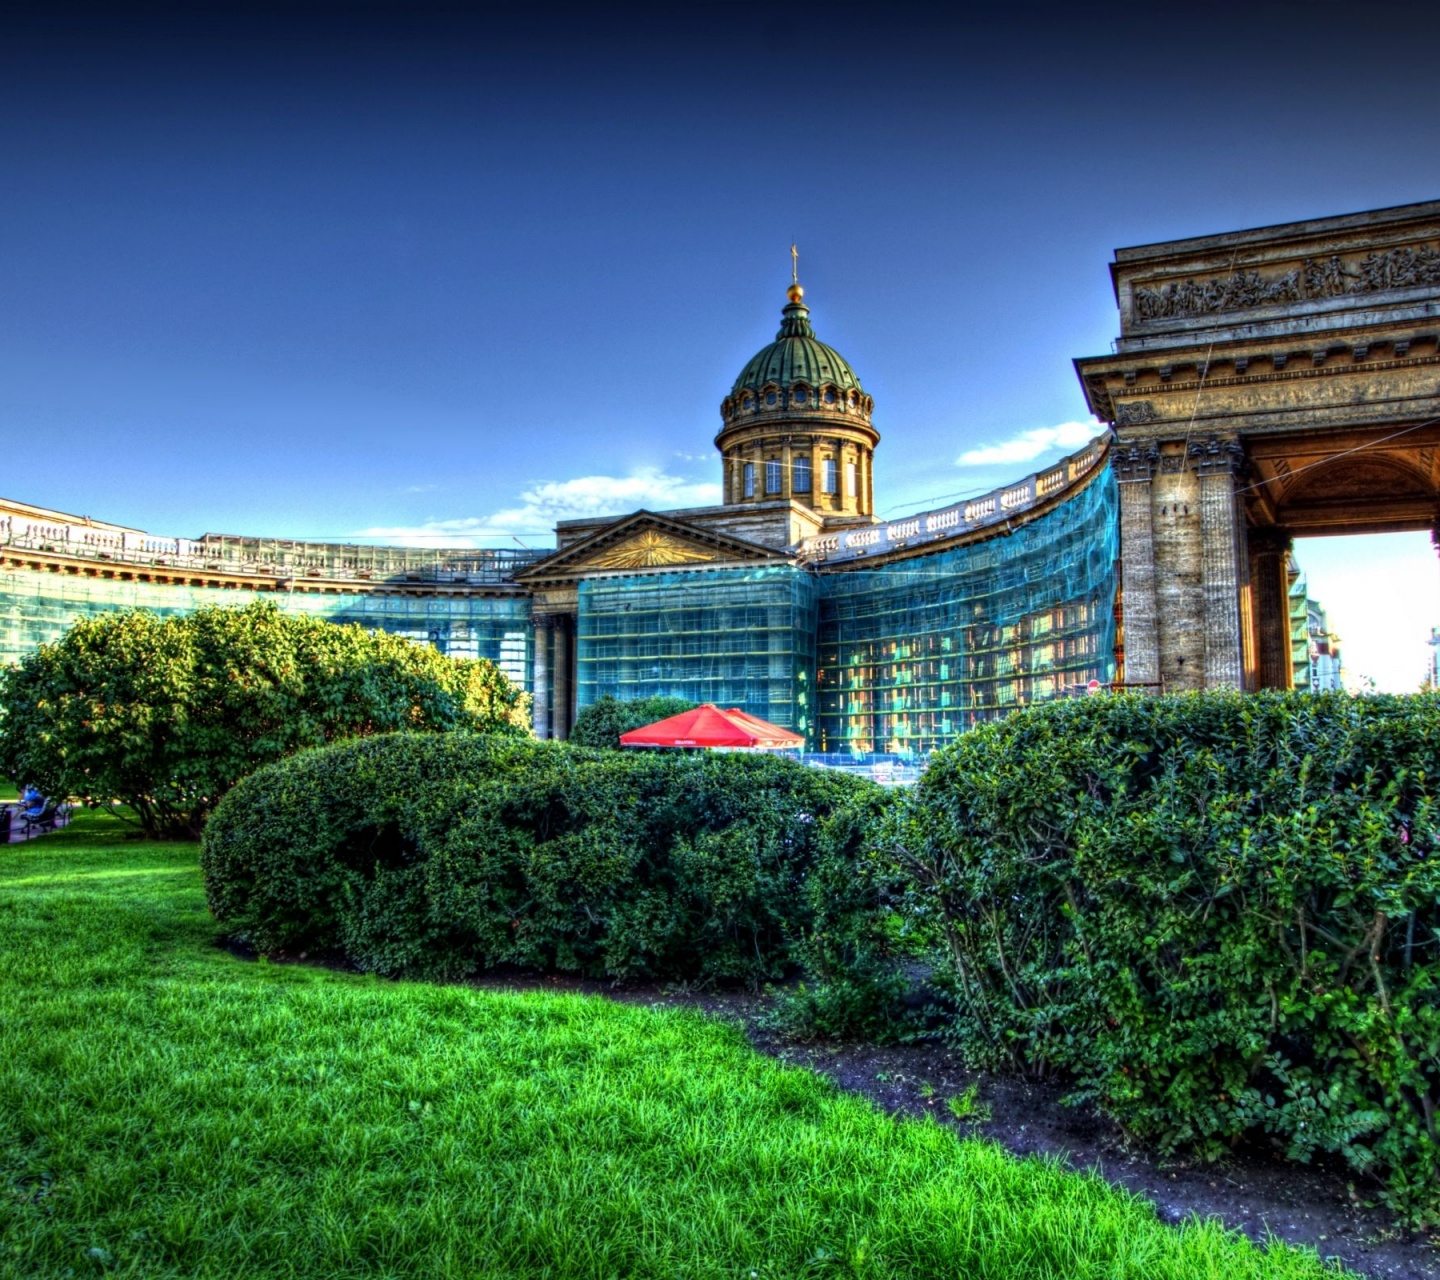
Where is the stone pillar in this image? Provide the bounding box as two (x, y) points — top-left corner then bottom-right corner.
(553, 616), (573, 740)
(1115, 442), (1161, 687)
(1191, 437), (1246, 689)
(781, 440), (793, 499)
(532, 616), (552, 739)
(1249, 526), (1294, 690)
(1237, 515), (1258, 691)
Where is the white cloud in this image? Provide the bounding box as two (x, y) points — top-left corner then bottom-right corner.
(956, 421), (1098, 469)
(356, 467), (723, 547)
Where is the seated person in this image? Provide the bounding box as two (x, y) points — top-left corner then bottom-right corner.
(21, 785), (45, 818)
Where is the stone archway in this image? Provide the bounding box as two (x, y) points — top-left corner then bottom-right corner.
(1078, 200), (1440, 691)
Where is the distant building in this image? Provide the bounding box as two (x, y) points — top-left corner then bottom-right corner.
(1288, 560), (1343, 692)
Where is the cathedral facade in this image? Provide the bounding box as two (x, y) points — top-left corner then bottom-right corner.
(0, 272), (1117, 757)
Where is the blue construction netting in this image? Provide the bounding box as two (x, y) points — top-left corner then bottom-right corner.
(0, 571), (534, 690)
(575, 566), (821, 742)
(814, 467), (1119, 757)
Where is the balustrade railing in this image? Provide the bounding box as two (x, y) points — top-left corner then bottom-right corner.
(0, 515), (546, 585)
(799, 433), (1110, 564)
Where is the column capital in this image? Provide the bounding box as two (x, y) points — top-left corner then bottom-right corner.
(1189, 435), (1245, 477)
(1114, 441), (1160, 483)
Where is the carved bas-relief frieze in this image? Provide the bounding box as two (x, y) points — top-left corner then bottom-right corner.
(1132, 242), (1440, 322)
(1114, 400), (1159, 427)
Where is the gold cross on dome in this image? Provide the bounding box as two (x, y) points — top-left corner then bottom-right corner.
(790, 243), (799, 285)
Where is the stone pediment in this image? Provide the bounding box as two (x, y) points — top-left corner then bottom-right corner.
(514, 510), (790, 586)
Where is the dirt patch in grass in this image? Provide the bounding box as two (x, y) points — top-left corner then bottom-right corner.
(469, 971), (1439, 1280)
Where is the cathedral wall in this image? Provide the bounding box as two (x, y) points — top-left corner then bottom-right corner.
(574, 566), (819, 743)
(0, 566), (534, 691)
(814, 468), (1119, 757)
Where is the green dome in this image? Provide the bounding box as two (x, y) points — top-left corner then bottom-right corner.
(730, 300), (863, 397)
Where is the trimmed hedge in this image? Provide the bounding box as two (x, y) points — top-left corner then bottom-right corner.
(567, 695), (699, 749)
(885, 691), (1440, 1225)
(202, 733), (880, 986)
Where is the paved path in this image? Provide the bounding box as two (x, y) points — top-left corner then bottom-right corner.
(3, 804), (72, 843)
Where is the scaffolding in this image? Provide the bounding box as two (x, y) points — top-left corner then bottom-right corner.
(814, 468), (1119, 757)
(0, 570), (534, 690)
(575, 566), (820, 741)
(3, 468), (1120, 748)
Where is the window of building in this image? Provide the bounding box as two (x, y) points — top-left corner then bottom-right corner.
(765, 459), (781, 494)
(822, 458), (838, 494)
(793, 453), (811, 493)
(846, 461), (857, 497)
(793, 386), (807, 404)
(743, 462), (755, 497)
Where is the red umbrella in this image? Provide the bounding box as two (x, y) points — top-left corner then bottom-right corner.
(618, 704), (804, 750)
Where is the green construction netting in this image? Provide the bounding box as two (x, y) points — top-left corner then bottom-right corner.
(814, 468), (1119, 757)
(575, 566), (821, 740)
(0, 571), (533, 690)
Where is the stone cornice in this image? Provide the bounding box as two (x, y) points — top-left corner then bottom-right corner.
(1078, 332), (1440, 424)
(0, 547), (529, 597)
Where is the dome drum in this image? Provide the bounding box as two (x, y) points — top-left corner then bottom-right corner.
(717, 286), (879, 519)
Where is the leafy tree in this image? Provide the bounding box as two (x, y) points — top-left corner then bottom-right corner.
(568, 694), (698, 749)
(0, 601), (529, 838)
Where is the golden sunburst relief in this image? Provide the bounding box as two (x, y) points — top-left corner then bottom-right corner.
(587, 529), (718, 569)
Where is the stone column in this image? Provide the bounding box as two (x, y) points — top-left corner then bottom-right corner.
(781, 440), (793, 499)
(1249, 526), (1294, 690)
(532, 616), (552, 739)
(1115, 443), (1161, 687)
(553, 616), (573, 740)
(1190, 437), (1246, 689)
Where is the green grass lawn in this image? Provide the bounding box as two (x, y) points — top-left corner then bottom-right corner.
(0, 811), (1350, 1280)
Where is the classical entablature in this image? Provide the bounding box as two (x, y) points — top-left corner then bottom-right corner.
(1074, 198), (1440, 695)
(512, 509), (791, 591)
(1078, 201), (1440, 455)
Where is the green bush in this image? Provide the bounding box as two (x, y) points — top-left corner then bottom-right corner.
(567, 694), (699, 749)
(202, 733), (880, 986)
(0, 601), (529, 839)
(885, 690), (1440, 1225)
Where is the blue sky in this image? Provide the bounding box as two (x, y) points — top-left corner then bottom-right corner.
(2, 2), (1438, 689)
